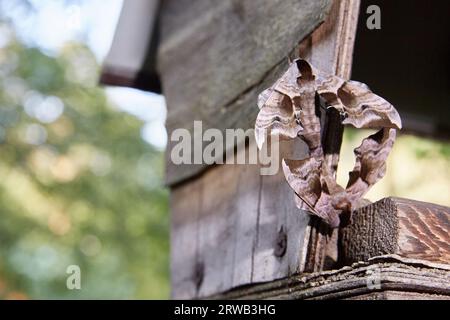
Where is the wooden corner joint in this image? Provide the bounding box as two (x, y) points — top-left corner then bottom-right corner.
(340, 197), (450, 266)
(211, 255), (450, 300)
(255, 59), (402, 229)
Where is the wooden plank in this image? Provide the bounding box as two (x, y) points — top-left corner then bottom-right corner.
(159, 0), (333, 185)
(195, 154), (260, 297)
(340, 197), (450, 266)
(251, 140), (311, 284)
(211, 256), (450, 300)
(170, 177), (202, 299)
(171, 139), (312, 299)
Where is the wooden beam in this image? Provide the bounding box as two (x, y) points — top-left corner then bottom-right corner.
(340, 197), (450, 266)
(211, 256), (450, 300)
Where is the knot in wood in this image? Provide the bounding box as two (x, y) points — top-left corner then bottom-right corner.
(274, 226), (287, 258)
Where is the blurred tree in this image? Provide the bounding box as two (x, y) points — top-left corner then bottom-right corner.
(0, 21), (169, 299)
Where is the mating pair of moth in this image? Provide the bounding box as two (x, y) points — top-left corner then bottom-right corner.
(255, 59), (402, 228)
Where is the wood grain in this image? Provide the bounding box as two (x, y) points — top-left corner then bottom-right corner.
(340, 197), (450, 266)
(211, 256), (450, 300)
(170, 140), (312, 299)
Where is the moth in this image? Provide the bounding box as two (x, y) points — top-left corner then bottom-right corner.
(255, 59), (402, 228)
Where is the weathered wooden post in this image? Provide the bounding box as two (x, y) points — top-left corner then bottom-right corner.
(103, 0), (450, 299)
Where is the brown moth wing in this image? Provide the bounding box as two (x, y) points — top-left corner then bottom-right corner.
(282, 158), (322, 210)
(257, 87), (274, 109)
(337, 80), (402, 130)
(345, 128), (396, 201)
(316, 75), (346, 111)
(255, 61), (303, 149)
(283, 157), (342, 227)
(313, 193), (342, 228)
(257, 61), (301, 107)
(315, 71), (346, 116)
(258, 61), (302, 111)
(255, 90), (303, 149)
(273, 61), (302, 100)
(314, 74), (401, 216)
(315, 74), (402, 131)
(316, 164), (350, 227)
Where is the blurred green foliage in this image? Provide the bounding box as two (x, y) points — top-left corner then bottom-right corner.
(0, 22), (169, 299)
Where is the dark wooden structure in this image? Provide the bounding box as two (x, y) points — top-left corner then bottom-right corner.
(102, 0), (450, 299)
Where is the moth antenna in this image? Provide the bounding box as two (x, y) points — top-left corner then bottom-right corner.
(293, 190), (320, 216)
